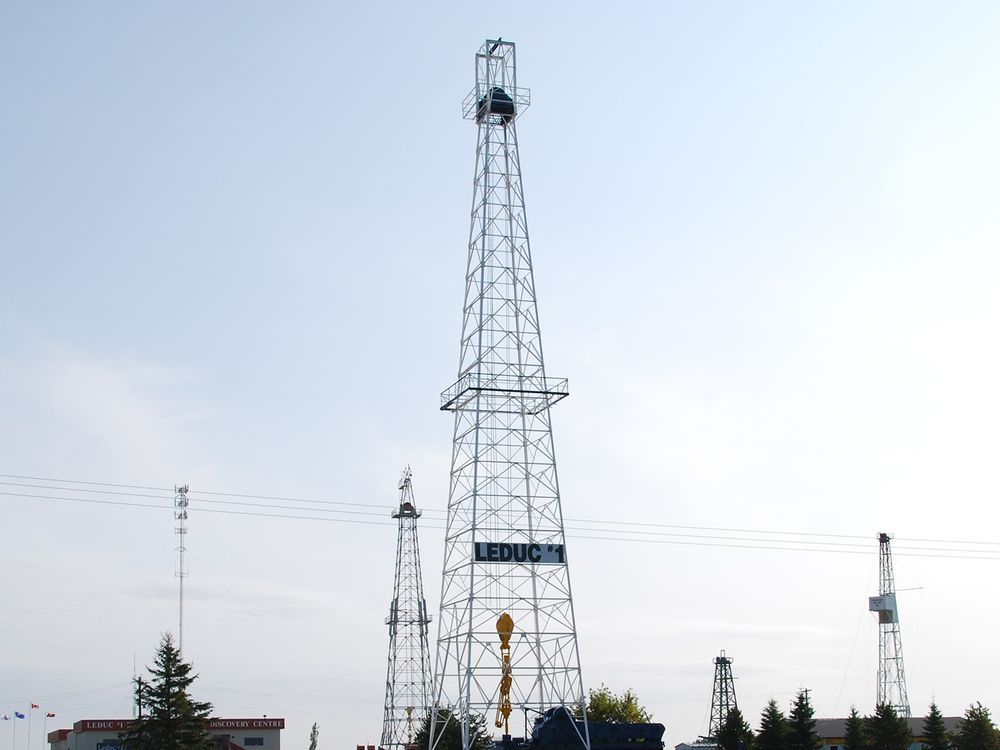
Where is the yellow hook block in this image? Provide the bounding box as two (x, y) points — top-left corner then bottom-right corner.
(497, 612), (514, 647)
(495, 612), (515, 732)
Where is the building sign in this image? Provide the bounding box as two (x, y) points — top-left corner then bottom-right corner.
(73, 718), (285, 732)
(75, 721), (134, 732)
(209, 719), (286, 730)
(474, 542), (565, 564)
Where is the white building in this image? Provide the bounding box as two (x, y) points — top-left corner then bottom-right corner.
(48, 717), (285, 750)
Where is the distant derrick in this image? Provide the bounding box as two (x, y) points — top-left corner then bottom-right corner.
(869, 532), (910, 716)
(380, 468), (432, 750)
(708, 651), (738, 741)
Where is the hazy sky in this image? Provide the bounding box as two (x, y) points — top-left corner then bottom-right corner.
(3, 3), (1000, 750)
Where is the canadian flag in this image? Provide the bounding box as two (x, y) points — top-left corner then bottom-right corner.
(46, 713), (56, 718)
(30, 704), (39, 710)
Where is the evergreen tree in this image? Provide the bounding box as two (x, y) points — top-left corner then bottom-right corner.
(756, 699), (787, 750)
(843, 706), (864, 750)
(120, 633), (214, 750)
(922, 703), (949, 750)
(308, 722), (319, 750)
(951, 703), (1000, 750)
(863, 703), (911, 750)
(717, 708), (754, 750)
(787, 690), (820, 750)
(414, 708), (493, 750)
(574, 685), (652, 723)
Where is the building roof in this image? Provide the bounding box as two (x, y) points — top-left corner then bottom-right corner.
(815, 715), (962, 739)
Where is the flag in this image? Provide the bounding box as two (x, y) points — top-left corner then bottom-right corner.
(46, 712), (56, 718)
(1, 714), (9, 720)
(30, 703), (39, 709)
(14, 712), (25, 719)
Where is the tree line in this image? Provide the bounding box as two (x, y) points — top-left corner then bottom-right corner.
(117, 637), (1000, 750)
(716, 690), (1000, 750)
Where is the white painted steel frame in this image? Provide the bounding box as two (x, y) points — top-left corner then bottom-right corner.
(381, 469), (433, 750)
(430, 39), (589, 750)
(875, 533), (910, 716)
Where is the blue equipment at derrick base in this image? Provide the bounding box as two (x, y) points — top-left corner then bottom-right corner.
(496, 707), (665, 750)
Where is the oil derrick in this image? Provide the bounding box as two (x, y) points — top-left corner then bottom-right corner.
(868, 532), (910, 716)
(430, 39), (589, 750)
(707, 651), (737, 740)
(381, 468), (432, 750)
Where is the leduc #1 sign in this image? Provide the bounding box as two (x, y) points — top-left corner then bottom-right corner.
(474, 541), (566, 564)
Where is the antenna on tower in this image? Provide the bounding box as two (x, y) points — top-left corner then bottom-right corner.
(380, 467), (432, 750)
(869, 532), (910, 716)
(174, 484), (189, 655)
(430, 39), (588, 750)
(707, 651), (738, 740)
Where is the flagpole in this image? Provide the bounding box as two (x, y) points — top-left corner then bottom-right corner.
(27, 707), (32, 750)
(42, 714), (47, 750)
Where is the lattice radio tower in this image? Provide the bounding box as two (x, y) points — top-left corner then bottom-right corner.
(869, 532), (910, 716)
(707, 651), (738, 740)
(430, 39), (589, 750)
(381, 467), (433, 750)
(174, 484), (189, 655)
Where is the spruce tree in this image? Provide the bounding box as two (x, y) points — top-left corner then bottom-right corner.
(863, 704), (911, 750)
(843, 706), (864, 750)
(120, 633), (214, 750)
(922, 703), (949, 750)
(413, 708), (493, 750)
(951, 703), (1000, 750)
(756, 698), (788, 750)
(787, 690), (820, 750)
(717, 708), (754, 750)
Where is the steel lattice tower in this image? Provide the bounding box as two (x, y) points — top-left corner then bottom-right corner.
(869, 532), (910, 716)
(707, 651), (737, 740)
(430, 39), (589, 750)
(381, 468), (433, 750)
(174, 484), (189, 655)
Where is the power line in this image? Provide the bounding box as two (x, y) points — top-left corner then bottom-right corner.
(0, 481), (400, 519)
(0, 473), (167, 492)
(0, 478), (389, 511)
(0, 478), (876, 549)
(0, 491), (393, 527)
(6, 486), (1000, 561)
(5, 473), (1000, 551)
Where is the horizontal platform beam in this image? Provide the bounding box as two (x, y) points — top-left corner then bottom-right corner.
(441, 374), (568, 415)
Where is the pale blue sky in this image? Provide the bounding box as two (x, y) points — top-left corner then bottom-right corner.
(3, 3), (1000, 750)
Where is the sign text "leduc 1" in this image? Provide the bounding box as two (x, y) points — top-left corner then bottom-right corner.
(474, 541), (566, 564)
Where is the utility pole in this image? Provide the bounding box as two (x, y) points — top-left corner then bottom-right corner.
(134, 676), (146, 720)
(381, 468), (432, 750)
(430, 39), (589, 750)
(869, 532), (910, 716)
